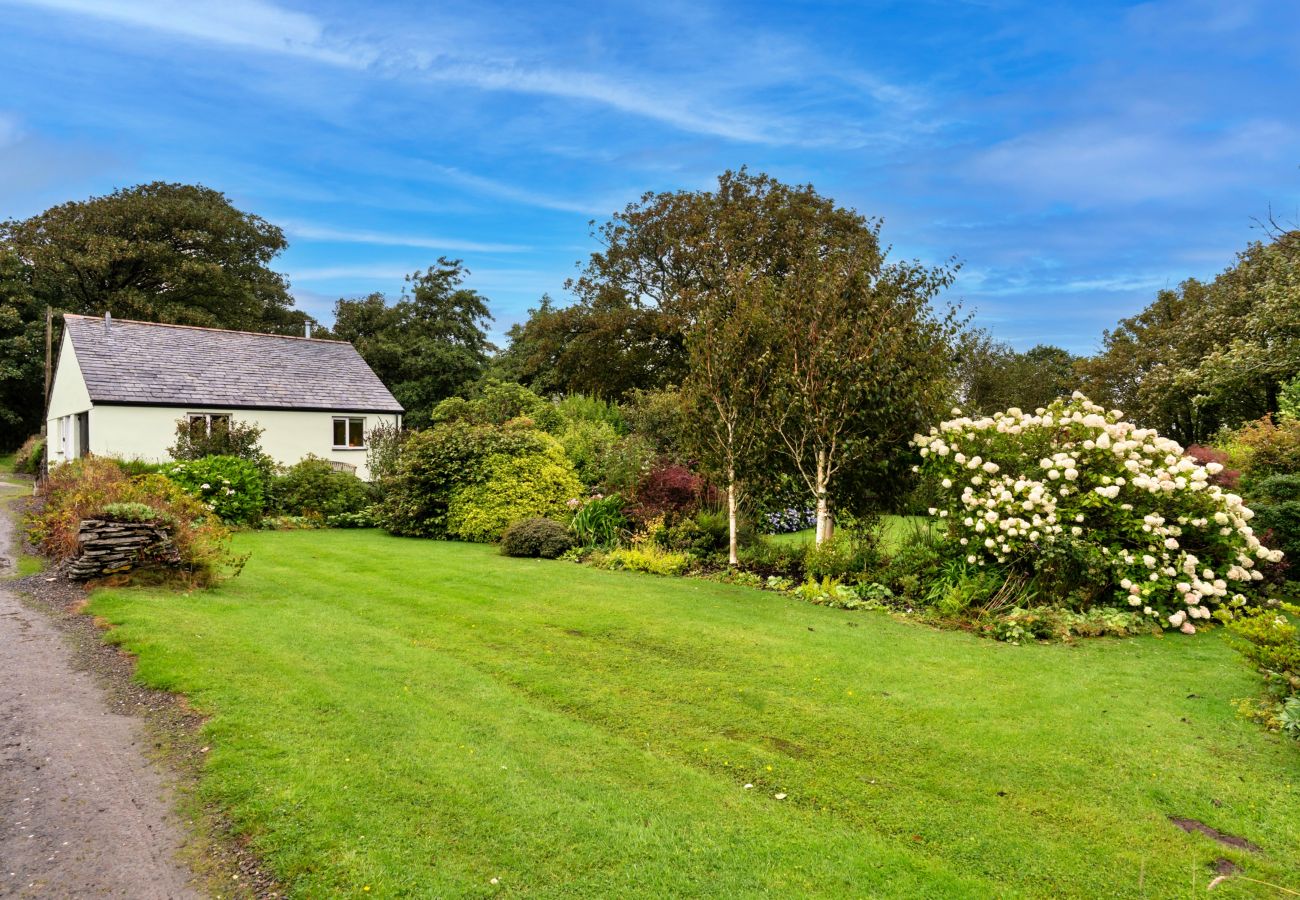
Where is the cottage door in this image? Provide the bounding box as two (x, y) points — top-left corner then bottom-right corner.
(76, 412), (90, 458)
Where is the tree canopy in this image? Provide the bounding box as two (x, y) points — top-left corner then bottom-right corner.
(329, 259), (494, 428)
(0, 182), (306, 447)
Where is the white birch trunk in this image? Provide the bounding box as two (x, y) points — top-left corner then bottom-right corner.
(727, 466), (739, 566)
(814, 449), (832, 545)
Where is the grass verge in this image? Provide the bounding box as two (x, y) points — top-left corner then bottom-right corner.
(88, 528), (1300, 897)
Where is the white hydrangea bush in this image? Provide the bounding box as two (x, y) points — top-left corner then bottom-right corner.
(914, 393), (1283, 633)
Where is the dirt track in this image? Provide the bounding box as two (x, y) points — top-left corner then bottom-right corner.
(0, 485), (200, 898)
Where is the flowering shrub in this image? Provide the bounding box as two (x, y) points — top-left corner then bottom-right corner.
(1185, 445), (1240, 489)
(914, 393), (1283, 633)
(764, 507), (817, 534)
(162, 456), (264, 524)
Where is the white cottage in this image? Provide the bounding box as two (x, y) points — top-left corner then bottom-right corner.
(45, 314), (403, 479)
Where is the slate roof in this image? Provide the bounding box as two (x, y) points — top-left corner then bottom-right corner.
(63, 314), (403, 413)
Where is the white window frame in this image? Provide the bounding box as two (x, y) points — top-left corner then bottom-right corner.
(187, 412), (232, 435)
(332, 416), (366, 450)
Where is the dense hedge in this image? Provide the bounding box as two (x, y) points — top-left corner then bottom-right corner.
(375, 420), (581, 540)
(268, 456), (374, 519)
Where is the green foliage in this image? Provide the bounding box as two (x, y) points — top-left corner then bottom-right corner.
(500, 517), (574, 559)
(558, 417), (622, 487)
(660, 509), (740, 557)
(1248, 475), (1300, 569)
(168, 417), (274, 479)
(1228, 604), (1300, 697)
(983, 607), (1149, 644)
(954, 329), (1079, 415)
(594, 544), (692, 577)
(27, 456), (240, 585)
(365, 422), (408, 484)
(375, 421), (546, 538)
(791, 577), (893, 610)
(268, 456), (374, 520)
(12, 434), (43, 475)
(493, 294), (687, 400)
(1234, 415), (1300, 477)
(328, 260), (493, 428)
(621, 387), (690, 461)
(1077, 230), (1300, 444)
(446, 437), (583, 542)
(431, 380), (564, 434)
(570, 494), (628, 548)
(162, 456), (264, 524)
(100, 501), (170, 524)
(802, 528), (883, 581)
(107, 457), (168, 477)
(0, 184), (307, 442)
(556, 394), (627, 433)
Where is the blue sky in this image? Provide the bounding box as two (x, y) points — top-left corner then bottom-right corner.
(1, 0), (1298, 353)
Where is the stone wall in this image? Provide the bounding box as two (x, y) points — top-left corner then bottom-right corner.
(68, 519), (181, 581)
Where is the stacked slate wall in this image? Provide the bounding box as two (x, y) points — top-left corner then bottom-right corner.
(68, 518), (181, 580)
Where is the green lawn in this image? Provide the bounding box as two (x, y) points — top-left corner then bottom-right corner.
(767, 514), (930, 550)
(88, 529), (1300, 897)
(0, 452), (14, 474)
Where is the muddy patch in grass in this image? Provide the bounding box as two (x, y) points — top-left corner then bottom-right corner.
(1168, 816), (1262, 853)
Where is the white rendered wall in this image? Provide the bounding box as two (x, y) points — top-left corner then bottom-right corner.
(44, 336), (92, 463)
(88, 406), (399, 480)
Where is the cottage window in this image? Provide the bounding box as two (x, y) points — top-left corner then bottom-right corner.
(188, 413), (231, 435)
(333, 417), (365, 449)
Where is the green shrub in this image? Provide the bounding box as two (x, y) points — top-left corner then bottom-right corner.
(803, 528), (882, 581)
(446, 435), (582, 542)
(880, 531), (945, 602)
(791, 577), (893, 610)
(365, 422), (409, 485)
(983, 606), (1149, 644)
(100, 501), (170, 524)
(268, 456), (374, 520)
(375, 421), (550, 538)
(431, 380), (565, 434)
(736, 540), (805, 579)
(559, 417), (622, 487)
(325, 510), (375, 528)
(28, 457), (241, 586)
(500, 517), (574, 559)
(595, 544), (692, 577)
(570, 494), (628, 548)
(1233, 416), (1300, 477)
(108, 457), (168, 477)
(13, 434), (44, 475)
(161, 456), (264, 524)
(556, 394), (627, 433)
(168, 417), (275, 479)
(1228, 604), (1300, 725)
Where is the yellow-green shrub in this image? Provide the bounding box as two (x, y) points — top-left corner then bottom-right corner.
(446, 435), (582, 542)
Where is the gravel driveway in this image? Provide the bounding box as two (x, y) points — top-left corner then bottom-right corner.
(0, 485), (200, 898)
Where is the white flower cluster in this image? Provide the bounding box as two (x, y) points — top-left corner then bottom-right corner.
(915, 393), (1283, 633)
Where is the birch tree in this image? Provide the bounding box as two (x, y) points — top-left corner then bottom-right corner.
(681, 270), (779, 564)
(770, 245), (959, 544)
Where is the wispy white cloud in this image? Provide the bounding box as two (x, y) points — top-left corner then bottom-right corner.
(1, 0), (917, 149)
(971, 118), (1299, 206)
(5, 0), (369, 65)
(284, 221), (529, 253)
